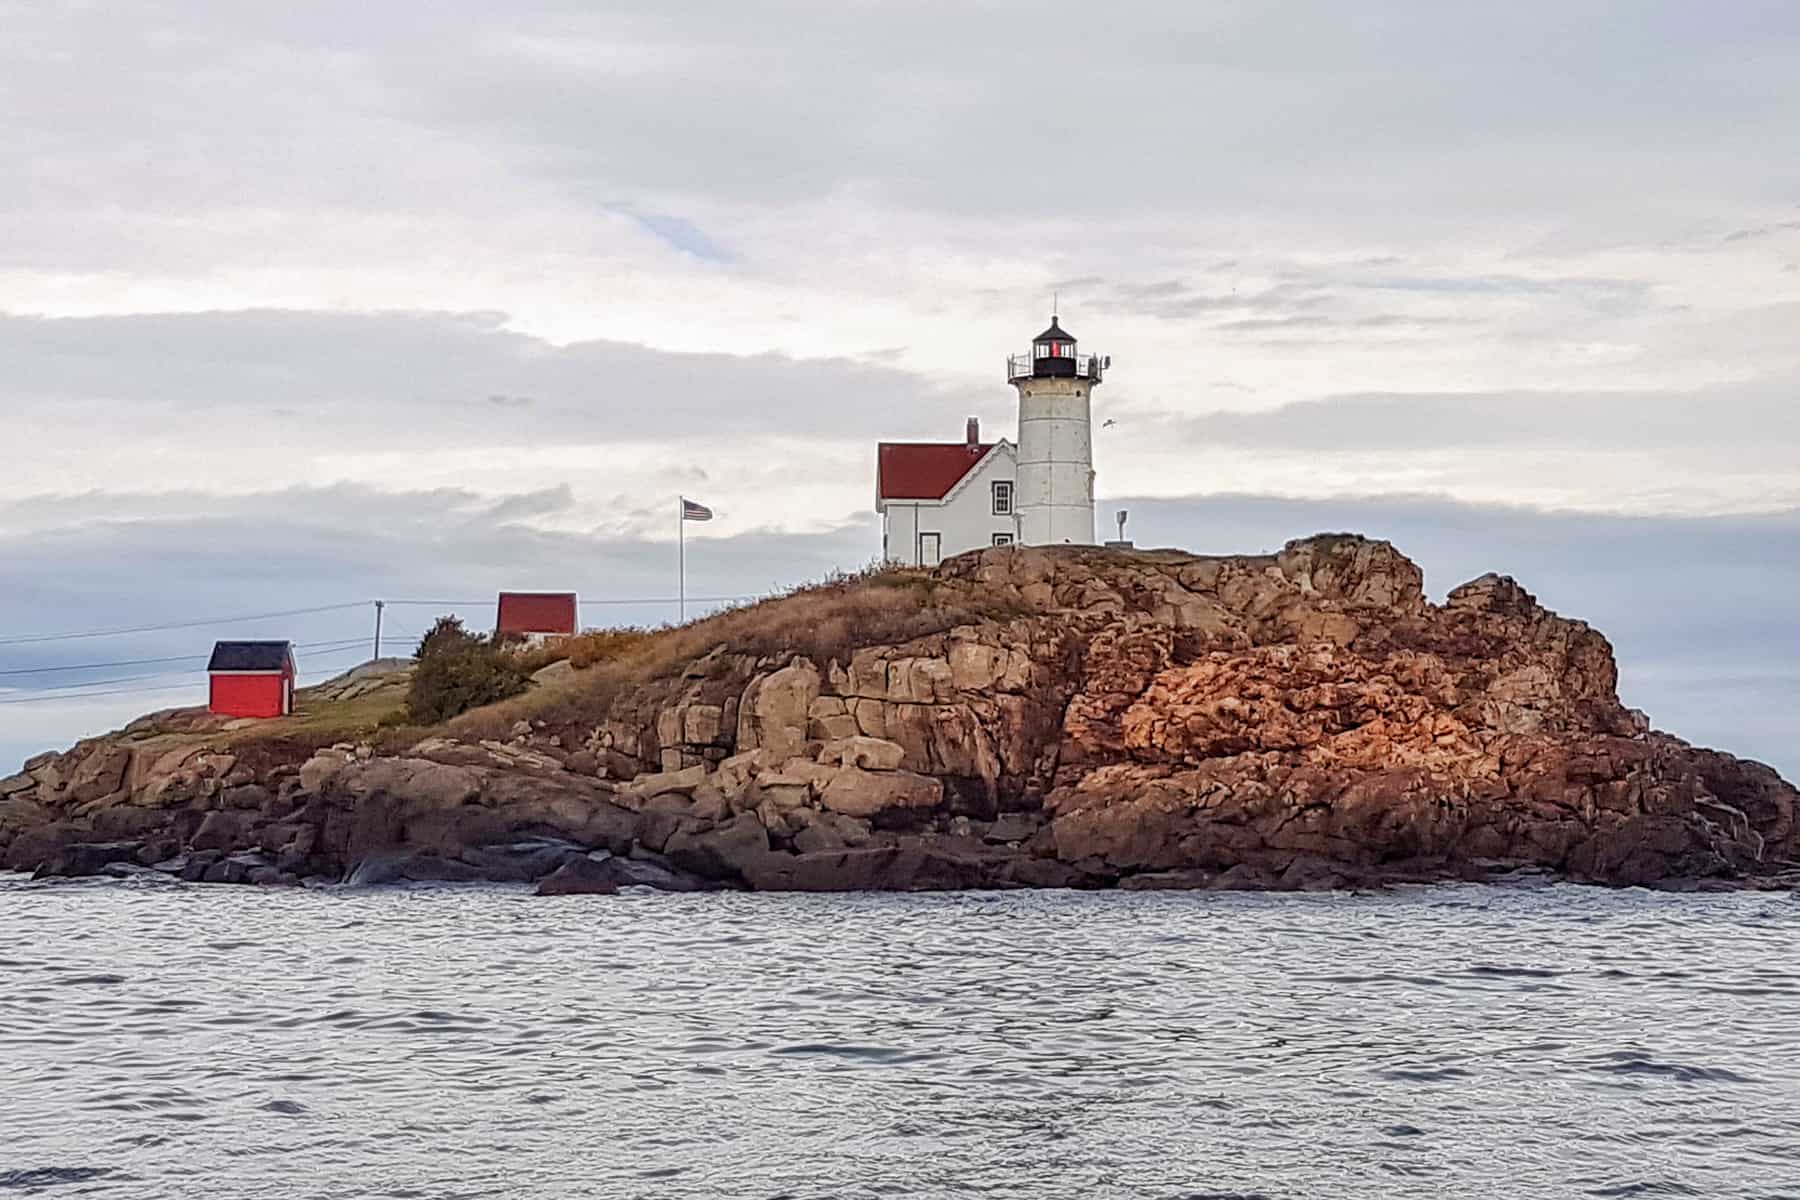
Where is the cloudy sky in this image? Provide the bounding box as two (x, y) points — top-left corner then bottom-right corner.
(2, 1), (1796, 778)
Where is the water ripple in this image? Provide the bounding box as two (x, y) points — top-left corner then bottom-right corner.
(3, 878), (1799, 1198)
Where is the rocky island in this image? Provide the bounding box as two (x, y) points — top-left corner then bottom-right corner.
(3, 535), (1795, 893)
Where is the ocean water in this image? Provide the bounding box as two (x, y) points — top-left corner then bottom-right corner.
(2, 878), (1798, 1199)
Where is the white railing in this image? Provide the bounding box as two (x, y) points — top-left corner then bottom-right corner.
(1007, 353), (1104, 381)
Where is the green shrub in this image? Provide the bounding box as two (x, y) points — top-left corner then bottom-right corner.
(406, 616), (529, 724)
(414, 615), (482, 661)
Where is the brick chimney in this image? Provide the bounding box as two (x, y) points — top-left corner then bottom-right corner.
(966, 416), (980, 451)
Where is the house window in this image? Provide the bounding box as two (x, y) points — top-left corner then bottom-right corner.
(992, 481), (1013, 516)
(992, 533), (1013, 547)
(919, 532), (942, 567)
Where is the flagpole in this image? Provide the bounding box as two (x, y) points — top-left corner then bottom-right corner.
(678, 496), (686, 624)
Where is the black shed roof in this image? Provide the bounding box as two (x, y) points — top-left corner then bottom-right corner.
(1033, 315), (1076, 343)
(207, 640), (294, 672)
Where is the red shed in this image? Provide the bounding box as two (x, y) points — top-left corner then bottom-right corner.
(207, 640), (296, 718)
(496, 592), (578, 639)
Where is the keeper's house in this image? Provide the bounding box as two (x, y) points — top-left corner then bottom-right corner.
(207, 640), (297, 719)
(496, 592), (578, 642)
(876, 418), (1019, 567)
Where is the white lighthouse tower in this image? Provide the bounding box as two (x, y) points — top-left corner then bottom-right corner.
(1008, 315), (1104, 546)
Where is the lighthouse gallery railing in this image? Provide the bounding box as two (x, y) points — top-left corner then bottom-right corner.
(1006, 353), (1104, 382)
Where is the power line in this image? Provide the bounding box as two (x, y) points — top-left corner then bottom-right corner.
(0, 592), (767, 651)
(0, 640), (371, 688)
(0, 643), (374, 707)
(0, 636), (373, 678)
(382, 595), (760, 607)
(13, 668), (223, 694)
(0, 650), (217, 677)
(381, 599), (493, 608)
(8, 643), (371, 698)
(0, 682), (204, 707)
(0, 602), (369, 648)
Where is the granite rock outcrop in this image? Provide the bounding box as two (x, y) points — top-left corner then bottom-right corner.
(4, 536), (1795, 893)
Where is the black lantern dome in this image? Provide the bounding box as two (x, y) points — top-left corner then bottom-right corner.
(1033, 316), (1076, 346)
(1007, 313), (1103, 382)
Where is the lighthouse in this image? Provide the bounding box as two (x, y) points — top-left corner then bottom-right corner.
(1008, 315), (1104, 546)
(872, 314), (1108, 566)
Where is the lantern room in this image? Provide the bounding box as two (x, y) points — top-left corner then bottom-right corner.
(1006, 315), (1106, 382)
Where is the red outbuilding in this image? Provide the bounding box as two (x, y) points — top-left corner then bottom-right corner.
(207, 640), (297, 719)
(496, 592), (578, 640)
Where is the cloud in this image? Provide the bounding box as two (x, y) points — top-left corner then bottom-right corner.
(6, 306), (1798, 530)
(1722, 219), (1800, 244)
(5, 3), (1800, 366)
(0, 309), (1008, 536)
(631, 213), (733, 264)
(1172, 380), (1800, 454)
(0, 309), (982, 441)
(3, 5), (1787, 235)
(1212, 313), (1470, 334)
(481, 486), (579, 524)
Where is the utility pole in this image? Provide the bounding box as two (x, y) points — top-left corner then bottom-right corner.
(372, 599), (385, 662)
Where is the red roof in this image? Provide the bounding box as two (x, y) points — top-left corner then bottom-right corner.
(877, 442), (994, 501)
(496, 592), (578, 636)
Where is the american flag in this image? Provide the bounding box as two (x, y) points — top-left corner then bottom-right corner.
(681, 498), (713, 522)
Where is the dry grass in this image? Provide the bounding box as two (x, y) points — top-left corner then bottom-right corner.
(132, 562), (1036, 758)
(445, 563), (1025, 739)
(160, 564), (1025, 756)
(506, 628), (651, 674)
(607, 564), (1018, 678)
(210, 671), (417, 765)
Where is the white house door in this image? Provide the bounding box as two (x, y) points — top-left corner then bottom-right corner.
(919, 532), (942, 566)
